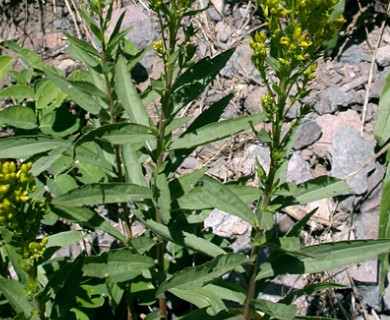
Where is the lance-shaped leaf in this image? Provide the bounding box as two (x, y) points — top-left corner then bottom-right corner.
(378, 153), (390, 295)
(0, 277), (35, 318)
(157, 253), (245, 297)
(0, 84), (34, 100)
(121, 144), (148, 186)
(257, 239), (390, 280)
(0, 55), (12, 81)
(140, 218), (225, 257)
(271, 176), (350, 210)
(51, 183), (152, 207)
(83, 250), (154, 282)
(0, 135), (70, 159)
(45, 69), (102, 115)
(50, 254), (84, 320)
(50, 205), (127, 243)
(46, 230), (89, 249)
(251, 299), (297, 320)
(164, 94), (233, 174)
(155, 173), (172, 224)
(0, 105), (37, 129)
(169, 48), (235, 118)
(170, 287), (226, 316)
(374, 71), (390, 146)
(115, 56), (150, 126)
(174, 176), (255, 225)
(76, 122), (154, 146)
(170, 113), (265, 150)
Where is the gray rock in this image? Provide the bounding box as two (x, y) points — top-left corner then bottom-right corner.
(326, 127), (375, 195)
(220, 42), (258, 79)
(244, 86), (267, 115)
(357, 284), (380, 310)
(204, 209), (251, 251)
(371, 68), (390, 99)
(215, 21), (233, 43)
(286, 152), (312, 184)
(377, 45), (390, 67)
(338, 44), (370, 64)
(293, 120), (322, 150)
(207, 6), (223, 22)
(314, 87), (356, 114)
(353, 211), (378, 239)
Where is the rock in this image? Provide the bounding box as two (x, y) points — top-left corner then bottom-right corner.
(207, 6), (223, 22)
(371, 68), (390, 99)
(313, 110), (362, 158)
(353, 211), (378, 239)
(204, 209), (251, 241)
(244, 86), (267, 114)
(357, 284), (380, 310)
(220, 42), (258, 79)
(286, 152), (312, 184)
(181, 156), (202, 169)
(376, 45), (390, 67)
(338, 44), (370, 64)
(215, 21), (232, 43)
(360, 163), (385, 212)
(314, 87), (356, 114)
(326, 127), (375, 195)
(349, 259), (378, 284)
(44, 32), (63, 50)
(241, 144), (271, 177)
(293, 119), (322, 150)
(107, 5), (156, 50)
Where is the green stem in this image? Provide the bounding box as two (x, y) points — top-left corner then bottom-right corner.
(244, 73), (290, 319)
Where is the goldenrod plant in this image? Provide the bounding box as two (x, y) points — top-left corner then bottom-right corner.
(0, 0), (389, 319)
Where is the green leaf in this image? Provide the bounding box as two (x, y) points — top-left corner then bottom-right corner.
(378, 154), (390, 295)
(0, 85), (34, 100)
(34, 78), (64, 109)
(0, 136), (70, 159)
(176, 309), (243, 320)
(39, 105), (81, 137)
(286, 207), (318, 237)
(46, 230), (88, 249)
(46, 174), (79, 197)
(64, 32), (101, 58)
(169, 48), (235, 118)
(78, 123), (154, 146)
(115, 56), (150, 126)
(50, 205), (127, 243)
(0, 55), (12, 81)
(45, 69), (102, 115)
(157, 253), (245, 297)
(374, 73), (390, 146)
(271, 176), (350, 210)
(50, 254), (84, 320)
(83, 250), (154, 282)
(140, 218), (225, 257)
(52, 183), (152, 207)
(0, 277), (35, 318)
(170, 287), (226, 316)
(0, 105), (37, 129)
(164, 94), (234, 173)
(29, 146), (69, 176)
(121, 144), (147, 186)
(251, 299), (296, 320)
(174, 176), (255, 225)
(170, 113), (265, 150)
(155, 173), (172, 224)
(282, 282), (344, 305)
(257, 239), (390, 280)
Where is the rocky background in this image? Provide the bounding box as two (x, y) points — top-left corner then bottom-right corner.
(1, 0), (390, 318)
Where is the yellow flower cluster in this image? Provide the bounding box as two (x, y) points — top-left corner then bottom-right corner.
(153, 40), (164, 55)
(0, 161), (46, 240)
(28, 237), (48, 262)
(0, 162), (33, 226)
(251, 0), (345, 68)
